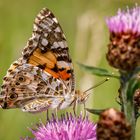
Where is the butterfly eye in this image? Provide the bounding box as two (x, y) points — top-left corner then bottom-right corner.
(9, 93), (18, 100)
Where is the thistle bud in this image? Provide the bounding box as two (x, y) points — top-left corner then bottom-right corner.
(97, 108), (131, 140)
(134, 88), (140, 109)
(106, 6), (140, 71)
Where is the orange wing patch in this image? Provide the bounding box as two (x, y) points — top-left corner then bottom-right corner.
(58, 69), (71, 80)
(28, 48), (71, 80)
(29, 48), (57, 69)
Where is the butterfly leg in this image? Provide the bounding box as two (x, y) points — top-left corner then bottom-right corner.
(53, 108), (58, 120)
(46, 109), (49, 121)
(83, 102), (87, 118)
(73, 105), (76, 116)
(73, 101), (77, 116)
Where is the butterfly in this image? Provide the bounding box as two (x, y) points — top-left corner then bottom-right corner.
(0, 8), (89, 113)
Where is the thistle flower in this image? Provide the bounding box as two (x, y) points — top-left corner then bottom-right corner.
(97, 108), (131, 140)
(22, 113), (97, 140)
(106, 6), (140, 35)
(106, 5), (140, 71)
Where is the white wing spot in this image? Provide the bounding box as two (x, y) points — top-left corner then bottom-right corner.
(53, 17), (58, 23)
(54, 27), (61, 32)
(41, 38), (48, 46)
(53, 42), (59, 48)
(58, 41), (65, 48)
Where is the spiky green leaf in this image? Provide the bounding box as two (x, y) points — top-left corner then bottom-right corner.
(78, 63), (119, 79)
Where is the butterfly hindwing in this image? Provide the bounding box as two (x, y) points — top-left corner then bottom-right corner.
(0, 61), (74, 109)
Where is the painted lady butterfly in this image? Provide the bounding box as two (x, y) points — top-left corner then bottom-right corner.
(0, 8), (88, 113)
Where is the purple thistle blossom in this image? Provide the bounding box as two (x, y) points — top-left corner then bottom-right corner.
(22, 113), (96, 140)
(106, 5), (140, 36)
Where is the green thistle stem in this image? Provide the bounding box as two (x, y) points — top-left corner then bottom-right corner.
(120, 72), (136, 140)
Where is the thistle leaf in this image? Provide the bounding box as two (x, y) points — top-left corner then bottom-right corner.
(78, 63), (119, 79)
(86, 108), (107, 115)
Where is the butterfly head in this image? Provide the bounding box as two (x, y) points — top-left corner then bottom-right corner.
(75, 90), (89, 104)
(75, 78), (109, 104)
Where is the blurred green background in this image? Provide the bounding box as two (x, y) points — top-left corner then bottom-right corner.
(0, 0), (140, 139)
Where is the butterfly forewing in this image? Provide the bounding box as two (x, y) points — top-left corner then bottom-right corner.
(23, 8), (75, 93)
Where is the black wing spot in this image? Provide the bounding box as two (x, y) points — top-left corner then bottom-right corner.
(18, 76), (25, 82)
(40, 43), (51, 53)
(1, 84), (6, 88)
(66, 77), (70, 80)
(57, 56), (72, 62)
(3, 102), (7, 109)
(67, 69), (72, 73)
(37, 64), (46, 69)
(51, 64), (58, 72)
(11, 88), (15, 91)
(59, 67), (65, 71)
(15, 82), (20, 86)
(9, 93), (18, 100)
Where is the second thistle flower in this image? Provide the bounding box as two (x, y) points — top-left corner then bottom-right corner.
(106, 6), (140, 71)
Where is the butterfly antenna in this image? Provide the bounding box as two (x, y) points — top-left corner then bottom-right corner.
(83, 78), (109, 93)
